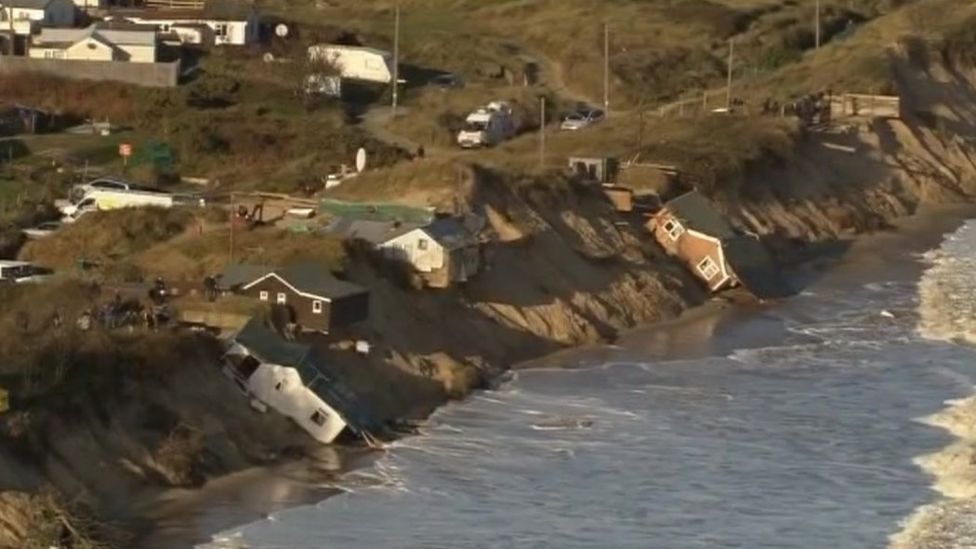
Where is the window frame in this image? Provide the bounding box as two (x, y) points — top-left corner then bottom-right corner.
(276, 292), (287, 305)
(310, 409), (328, 427)
(663, 219), (685, 240)
(312, 300), (323, 314)
(259, 290), (269, 301)
(697, 256), (721, 280)
(417, 238), (429, 251)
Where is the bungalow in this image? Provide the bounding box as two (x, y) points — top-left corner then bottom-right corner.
(649, 191), (790, 300)
(29, 22), (158, 62)
(237, 262), (370, 333)
(0, 0), (75, 43)
(222, 318), (380, 444)
(327, 216), (482, 289)
(105, 0), (259, 46)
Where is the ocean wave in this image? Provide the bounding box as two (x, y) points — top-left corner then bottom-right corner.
(917, 221), (976, 344)
(897, 219), (976, 549)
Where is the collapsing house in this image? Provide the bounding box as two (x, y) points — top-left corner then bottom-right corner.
(326, 216), (482, 289)
(222, 318), (382, 445)
(649, 191), (791, 300)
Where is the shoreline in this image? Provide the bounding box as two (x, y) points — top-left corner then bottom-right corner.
(139, 202), (976, 548)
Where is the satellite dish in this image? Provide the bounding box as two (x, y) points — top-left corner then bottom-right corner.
(275, 23), (290, 38)
(355, 147), (367, 173)
(262, 52), (275, 63)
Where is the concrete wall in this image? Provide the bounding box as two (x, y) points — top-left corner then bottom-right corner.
(0, 56), (179, 87)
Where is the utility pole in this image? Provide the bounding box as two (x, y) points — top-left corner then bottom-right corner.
(539, 96), (546, 169)
(603, 22), (610, 117)
(815, 0), (821, 49)
(391, 3), (400, 114)
(726, 38), (734, 111)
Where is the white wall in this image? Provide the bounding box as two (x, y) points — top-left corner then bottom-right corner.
(381, 228), (445, 273)
(115, 15), (256, 46)
(248, 364), (348, 444)
(65, 37), (113, 61)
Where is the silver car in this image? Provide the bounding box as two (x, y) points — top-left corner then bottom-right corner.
(560, 108), (605, 131)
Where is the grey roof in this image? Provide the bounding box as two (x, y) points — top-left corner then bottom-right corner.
(664, 191), (737, 240)
(235, 317), (310, 367)
(424, 217), (478, 250)
(108, 0), (255, 21)
(220, 263), (273, 290)
(277, 262), (367, 300)
(4, 0), (54, 9)
(325, 217), (422, 246)
(724, 236), (792, 300)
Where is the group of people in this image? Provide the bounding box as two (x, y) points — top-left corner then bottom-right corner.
(74, 278), (173, 332)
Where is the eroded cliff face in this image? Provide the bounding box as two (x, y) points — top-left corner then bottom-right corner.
(352, 49), (976, 408)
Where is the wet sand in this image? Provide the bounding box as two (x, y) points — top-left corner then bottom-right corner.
(138, 204), (976, 548)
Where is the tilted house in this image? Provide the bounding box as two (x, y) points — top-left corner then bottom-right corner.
(327, 216), (482, 289)
(30, 22), (159, 62)
(237, 262), (370, 333)
(223, 318), (381, 444)
(649, 191), (790, 300)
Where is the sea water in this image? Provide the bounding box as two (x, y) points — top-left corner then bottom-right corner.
(200, 221), (976, 549)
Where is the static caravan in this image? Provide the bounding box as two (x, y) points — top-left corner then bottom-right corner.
(222, 319), (380, 444)
(307, 44), (394, 84)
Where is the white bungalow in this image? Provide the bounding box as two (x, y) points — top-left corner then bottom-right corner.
(30, 22), (158, 63)
(222, 319), (377, 444)
(0, 0), (75, 36)
(105, 0), (259, 46)
(327, 216), (482, 288)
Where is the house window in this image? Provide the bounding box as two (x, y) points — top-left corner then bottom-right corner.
(214, 23), (229, 38)
(697, 256), (721, 280)
(663, 219), (685, 241)
(259, 290), (269, 301)
(312, 300), (323, 314)
(277, 292), (287, 305)
(310, 409), (329, 427)
(418, 238), (428, 251)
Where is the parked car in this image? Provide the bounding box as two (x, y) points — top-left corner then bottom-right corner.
(429, 73), (464, 89)
(22, 221), (62, 239)
(0, 261), (53, 284)
(560, 107), (605, 131)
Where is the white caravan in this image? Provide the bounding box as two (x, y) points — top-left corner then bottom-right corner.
(307, 45), (394, 84)
(456, 101), (517, 148)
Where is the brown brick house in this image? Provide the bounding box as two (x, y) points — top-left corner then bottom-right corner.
(238, 263), (369, 333)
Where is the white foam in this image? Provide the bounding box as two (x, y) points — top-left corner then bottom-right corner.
(917, 220), (976, 343)
(893, 220), (976, 548)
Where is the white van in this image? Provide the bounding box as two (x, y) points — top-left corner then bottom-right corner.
(456, 101), (517, 148)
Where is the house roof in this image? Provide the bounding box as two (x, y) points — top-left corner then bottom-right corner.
(723, 236), (792, 300)
(33, 23), (158, 48)
(423, 217), (478, 250)
(234, 317), (310, 367)
(108, 0), (256, 22)
(663, 191), (737, 240)
(276, 262), (367, 301)
(220, 263), (274, 289)
(4, 0), (55, 9)
(325, 217), (422, 246)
